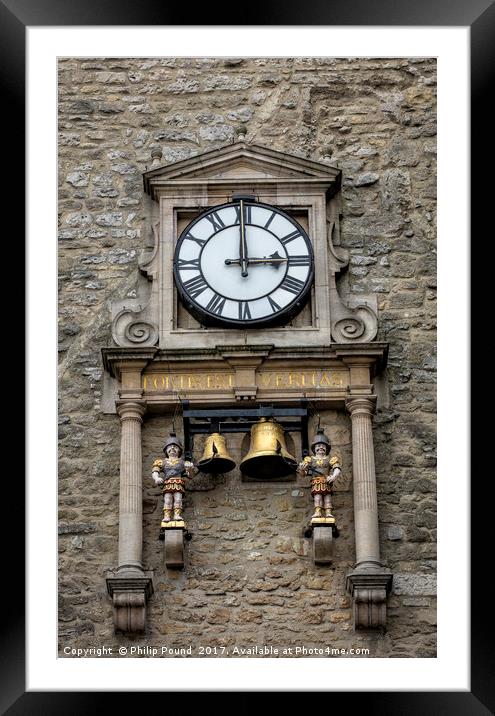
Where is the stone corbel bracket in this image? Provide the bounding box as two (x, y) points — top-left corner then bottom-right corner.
(162, 527), (187, 569)
(326, 215), (379, 343)
(110, 222), (160, 347)
(305, 521), (339, 565)
(313, 524), (336, 565)
(346, 570), (393, 630)
(106, 574), (154, 634)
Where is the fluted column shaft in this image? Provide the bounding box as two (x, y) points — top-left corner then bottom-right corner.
(116, 401), (146, 574)
(346, 396), (381, 570)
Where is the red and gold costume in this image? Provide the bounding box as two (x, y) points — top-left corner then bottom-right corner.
(308, 456), (341, 495)
(299, 440), (342, 520)
(152, 442), (197, 526)
(152, 458), (187, 493)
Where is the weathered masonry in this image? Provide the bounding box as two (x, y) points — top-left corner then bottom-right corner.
(58, 57), (437, 658)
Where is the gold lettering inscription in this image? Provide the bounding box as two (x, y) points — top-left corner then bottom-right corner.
(255, 370), (348, 390)
(152, 376), (163, 390)
(142, 369), (347, 393)
(206, 373), (231, 389)
(260, 373), (272, 388)
(143, 373), (234, 392)
(188, 375), (202, 390)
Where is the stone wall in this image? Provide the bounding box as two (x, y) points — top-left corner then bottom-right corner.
(58, 57), (436, 657)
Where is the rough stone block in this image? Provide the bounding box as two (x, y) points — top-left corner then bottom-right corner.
(392, 573), (437, 596)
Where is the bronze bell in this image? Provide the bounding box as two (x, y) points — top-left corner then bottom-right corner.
(197, 433), (236, 474)
(240, 417), (298, 479)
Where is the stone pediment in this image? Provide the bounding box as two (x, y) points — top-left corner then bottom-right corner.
(143, 140), (341, 200)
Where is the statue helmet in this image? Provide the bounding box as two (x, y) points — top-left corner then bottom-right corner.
(311, 428), (331, 454)
(163, 433), (183, 455)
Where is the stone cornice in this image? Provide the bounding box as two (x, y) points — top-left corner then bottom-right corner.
(103, 343), (388, 368)
(335, 344), (389, 373)
(102, 347), (159, 379)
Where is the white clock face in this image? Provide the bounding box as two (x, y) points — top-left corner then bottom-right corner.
(173, 200), (314, 328)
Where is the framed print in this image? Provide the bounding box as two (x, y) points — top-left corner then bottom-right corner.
(5, 0), (487, 710)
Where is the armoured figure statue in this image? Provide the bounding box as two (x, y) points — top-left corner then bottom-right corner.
(151, 433), (197, 523)
(298, 429), (342, 520)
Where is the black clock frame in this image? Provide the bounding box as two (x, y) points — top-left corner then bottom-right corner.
(173, 200), (315, 329)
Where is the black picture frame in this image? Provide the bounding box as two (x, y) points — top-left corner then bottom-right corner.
(6, 1), (487, 711)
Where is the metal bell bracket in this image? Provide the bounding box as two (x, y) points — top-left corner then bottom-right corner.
(181, 400), (309, 459)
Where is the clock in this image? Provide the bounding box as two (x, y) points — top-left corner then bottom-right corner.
(173, 198), (314, 328)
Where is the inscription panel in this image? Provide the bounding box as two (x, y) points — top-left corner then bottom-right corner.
(142, 369), (349, 394)
(257, 370), (347, 389)
(143, 373), (235, 391)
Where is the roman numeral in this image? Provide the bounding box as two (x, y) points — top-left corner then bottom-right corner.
(288, 254), (310, 266)
(264, 211), (277, 229)
(177, 257), (200, 270)
(206, 293), (226, 316)
(183, 274), (208, 299)
(238, 301), (251, 320)
(184, 232), (206, 248)
(234, 203), (252, 224)
(280, 275), (305, 295)
(280, 230), (302, 245)
(267, 295), (281, 313)
(204, 211), (225, 232)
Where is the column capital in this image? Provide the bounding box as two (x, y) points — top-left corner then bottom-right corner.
(345, 395), (377, 417)
(116, 400), (146, 421)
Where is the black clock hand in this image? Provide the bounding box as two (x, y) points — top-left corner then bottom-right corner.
(244, 256), (288, 265)
(225, 251), (288, 269)
(239, 199), (248, 277)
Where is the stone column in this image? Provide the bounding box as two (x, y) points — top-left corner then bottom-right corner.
(106, 399), (153, 632)
(345, 395), (392, 629)
(116, 401), (146, 573)
(347, 397), (381, 570)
